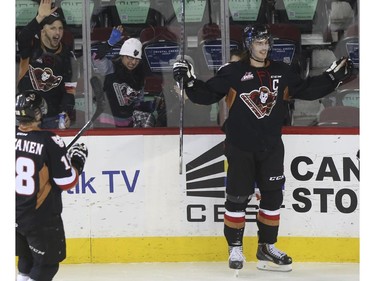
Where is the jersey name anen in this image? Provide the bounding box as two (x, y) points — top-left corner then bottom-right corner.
(15, 139), (44, 155)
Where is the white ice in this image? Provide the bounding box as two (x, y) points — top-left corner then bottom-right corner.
(50, 262), (360, 281)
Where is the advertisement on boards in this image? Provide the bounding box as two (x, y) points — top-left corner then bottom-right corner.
(61, 134), (359, 239)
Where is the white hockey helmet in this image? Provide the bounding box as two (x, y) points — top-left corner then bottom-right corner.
(119, 38), (142, 59)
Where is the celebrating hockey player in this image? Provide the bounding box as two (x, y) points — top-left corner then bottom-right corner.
(15, 90), (88, 281)
(173, 24), (353, 273)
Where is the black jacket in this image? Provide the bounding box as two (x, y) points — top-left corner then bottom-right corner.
(17, 18), (75, 117)
(103, 58), (145, 119)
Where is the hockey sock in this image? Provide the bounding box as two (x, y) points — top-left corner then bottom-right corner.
(224, 210), (245, 246)
(257, 208), (280, 243)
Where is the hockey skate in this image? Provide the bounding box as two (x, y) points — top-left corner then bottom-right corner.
(256, 243), (292, 272)
(228, 246), (245, 277)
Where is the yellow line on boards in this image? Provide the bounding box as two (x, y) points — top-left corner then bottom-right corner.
(63, 236), (359, 264)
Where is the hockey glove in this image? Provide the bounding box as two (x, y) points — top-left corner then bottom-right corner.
(325, 56), (353, 86)
(173, 60), (196, 88)
(107, 27), (123, 46)
(68, 143), (88, 175)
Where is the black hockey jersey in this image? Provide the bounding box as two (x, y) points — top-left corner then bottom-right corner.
(185, 60), (336, 152)
(15, 128), (78, 232)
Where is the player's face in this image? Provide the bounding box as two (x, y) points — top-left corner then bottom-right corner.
(41, 21), (64, 49)
(122, 55), (141, 71)
(251, 38), (270, 62)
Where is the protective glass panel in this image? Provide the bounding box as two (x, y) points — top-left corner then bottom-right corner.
(342, 91), (359, 108)
(16, 0), (39, 26)
(91, 44), (122, 60)
(116, 0), (151, 24)
(269, 43), (296, 65)
(144, 42), (180, 72)
(283, 0), (318, 20)
(172, 0), (206, 23)
(202, 41), (239, 70)
(346, 42), (359, 67)
(229, 0), (262, 21)
(61, 0), (95, 25)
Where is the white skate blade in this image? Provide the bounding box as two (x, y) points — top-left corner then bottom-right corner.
(256, 260), (292, 272)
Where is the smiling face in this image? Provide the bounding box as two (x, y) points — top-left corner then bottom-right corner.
(41, 20), (64, 49)
(121, 55), (141, 71)
(250, 38), (270, 64)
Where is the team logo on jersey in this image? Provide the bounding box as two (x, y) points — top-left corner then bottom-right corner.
(29, 65), (63, 92)
(241, 72), (254, 81)
(113, 82), (141, 106)
(51, 135), (65, 148)
(240, 86), (277, 118)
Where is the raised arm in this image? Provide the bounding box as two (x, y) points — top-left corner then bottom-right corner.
(172, 60), (229, 105)
(288, 57), (353, 101)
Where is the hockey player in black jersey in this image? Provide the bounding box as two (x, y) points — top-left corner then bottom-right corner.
(15, 90), (88, 281)
(173, 24), (353, 272)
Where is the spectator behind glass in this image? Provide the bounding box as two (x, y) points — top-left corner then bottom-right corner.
(92, 26), (156, 127)
(17, 0), (76, 129)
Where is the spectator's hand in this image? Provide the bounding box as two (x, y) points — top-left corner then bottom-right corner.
(63, 112), (71, 128)
(108, 26), (124, 46)
(325, 56), (353, 86)
(173, 60), (196, 88)
(37, 0), (58, 22)
(68, 143), (88, 175)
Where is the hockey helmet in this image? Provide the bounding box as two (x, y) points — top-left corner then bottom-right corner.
(243, 24), (273, 50)
(16, 90), (48, 122)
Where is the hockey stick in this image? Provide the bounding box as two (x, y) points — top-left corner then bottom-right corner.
(178, 0), (186, 175)
(67, 76), (105, 149)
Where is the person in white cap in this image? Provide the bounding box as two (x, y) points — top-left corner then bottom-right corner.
(92, 26), (155, 127)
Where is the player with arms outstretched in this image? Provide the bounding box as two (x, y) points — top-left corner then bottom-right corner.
(15, 90), (88, 281)
(173, 24), (353, 273)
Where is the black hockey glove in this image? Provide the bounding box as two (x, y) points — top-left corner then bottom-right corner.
(325, 56), (353, 86)
(68, 143), (88, 175)
(173, 60), (196, 88)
